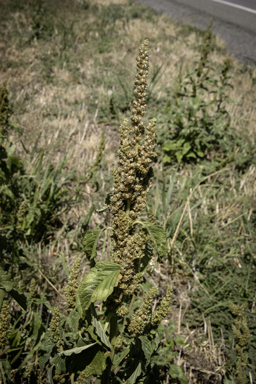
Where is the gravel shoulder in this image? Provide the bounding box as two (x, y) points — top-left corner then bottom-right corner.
(136, 0), (256, 64)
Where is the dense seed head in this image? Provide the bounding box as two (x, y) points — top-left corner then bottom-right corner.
(109, 40), (157, 301)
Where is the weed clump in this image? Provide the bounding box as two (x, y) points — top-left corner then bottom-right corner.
(0, 39), (186, 384)
(160, 21), (238, 166)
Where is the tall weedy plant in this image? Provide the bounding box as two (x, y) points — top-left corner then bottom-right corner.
(0, 41), (187, 384)
(73, 38), (186, 384)
(52, 39), (186, 384)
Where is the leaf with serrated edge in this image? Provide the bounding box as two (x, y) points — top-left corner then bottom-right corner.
(78, 262), (121, 309)
(83, 228), (104, 260)
(92, 316), (112, 350)
(125, 362), (142, 384)
(113, 346), (130, 369)
(139, 336), (153, 363)
(136, 222), (167, 259)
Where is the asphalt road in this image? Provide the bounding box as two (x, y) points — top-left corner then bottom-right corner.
(222, 0), (256, 10)
(135, 0), (256, 64)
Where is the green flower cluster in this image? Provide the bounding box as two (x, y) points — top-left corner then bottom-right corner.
(64, 258), (81, 310)
(128, 286), (158, 336)
(50, 307), (62, 352)
(110, 39), (157, 299)
(152, 285), (172, 326)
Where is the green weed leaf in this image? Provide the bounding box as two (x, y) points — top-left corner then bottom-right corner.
(173, 336), (186, 347)
(0, 268), (27, 310)
(92, 316), (112, 350)
(60, 343), (97, 356)
(138, 221), (167, 259)
(83, 228), (105, 261)
(139, 335), (153, 363)
(89, 350), (107, 376)
(125, 362), (142, 384)
(169, 364), (188, 384)
(113, 346), (130, 369)
(51, 355), (66, 374)
(78, 262), (121, 309)
(6, 154), (22, 173)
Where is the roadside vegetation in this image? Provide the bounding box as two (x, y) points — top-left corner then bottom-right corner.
(0, 0), (256, 383)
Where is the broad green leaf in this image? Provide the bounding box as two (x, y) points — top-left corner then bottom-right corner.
(8, 329), (21, 348)
(176, 151), (183, 164)
(92, 316), (112, 350)
(139, 336), (153, 363)
(186, 151), (197, 159)
(125, 362), (142, 384)
(83, 228), (104, 261)
(162, 142), (176, 151)
(31, 313), (44, 336)
(60, 343), (97, 356)
(47, 365), (54, 384)
(113, 346), (130, 369)
(2, 186), (15, 200)
(38, 335), (55, 371)
(0, 268), (15, 291)
(174, 336), (186, 346)
(196, 150), (204, 157)
(162, 138), (184, 152)
(78, 262), (121, 309)
(0, 268), (27, 310)
(151, 332), (161, 352)
(67, 310), (80, 331)
(189, 96), (200, 116)
(169, 365), (188, 384)
(182, 142), (191, 155)
(6, 154), (22, 173)
(162, 154), (171, 164)
(137, 222), (167, 259)
(51, 355), (66, 374)
(141, 241), (153, 270)
(89, 350), (107, 376)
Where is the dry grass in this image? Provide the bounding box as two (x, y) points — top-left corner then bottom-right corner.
(2, 0), (255, 168)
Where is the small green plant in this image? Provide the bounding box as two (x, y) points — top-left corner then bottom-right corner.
(161, 20), (237, 165)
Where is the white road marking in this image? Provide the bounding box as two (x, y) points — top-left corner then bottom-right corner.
(208, 0), (256, 14)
